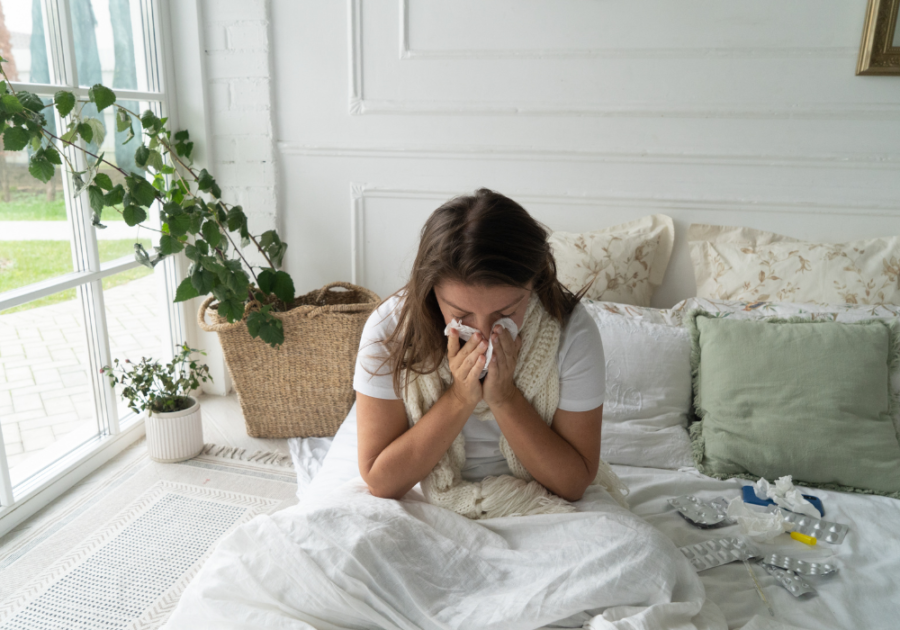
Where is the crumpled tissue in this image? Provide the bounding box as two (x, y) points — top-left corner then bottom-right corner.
(444, 318), (518, 379)
(755, 476), (820, 518)
(726, 496), (795, 543)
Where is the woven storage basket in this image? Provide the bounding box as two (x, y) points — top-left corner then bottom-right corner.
(198, 281), (380, 438)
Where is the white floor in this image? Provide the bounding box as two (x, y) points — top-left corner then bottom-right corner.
(1, 392), (291, 544)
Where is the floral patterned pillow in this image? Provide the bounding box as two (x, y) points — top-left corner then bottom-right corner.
(549, 214), (674, 307)
(688, 223), (900, 305)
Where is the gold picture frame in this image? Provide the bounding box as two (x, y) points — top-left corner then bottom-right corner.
(857, 0), (900, 75)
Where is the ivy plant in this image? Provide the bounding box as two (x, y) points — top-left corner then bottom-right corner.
(0, 59), (292, 346)
(101, 343), (212, 415)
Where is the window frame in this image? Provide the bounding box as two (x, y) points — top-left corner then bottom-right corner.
(0, 0), (187, 534)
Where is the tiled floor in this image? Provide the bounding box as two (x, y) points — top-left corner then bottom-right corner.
(0, 274), (163, 471)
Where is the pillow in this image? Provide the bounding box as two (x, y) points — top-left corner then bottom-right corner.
(687, 223), (900, 305)
(550, 215), (674, 306)
(583, 301), (693, 469)
(688, 310), (900, 497)
(675, 297), (900, 439)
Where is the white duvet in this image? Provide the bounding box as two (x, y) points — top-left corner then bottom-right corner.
(165, 479), (728, 630)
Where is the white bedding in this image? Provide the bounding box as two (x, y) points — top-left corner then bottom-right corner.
(165, 406), (900, 630)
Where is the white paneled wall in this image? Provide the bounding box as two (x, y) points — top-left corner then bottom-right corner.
(196, 0), (900, 307)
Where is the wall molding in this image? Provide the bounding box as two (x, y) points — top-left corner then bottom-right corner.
(345, 0), (897, 118)
(281, 143), (900, 170)
(349, 183), (900, 284)
(398, 0), (855, 61)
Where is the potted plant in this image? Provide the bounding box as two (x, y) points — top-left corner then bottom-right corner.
(0, 63), (379, 438)
(101, 344), (212, 462)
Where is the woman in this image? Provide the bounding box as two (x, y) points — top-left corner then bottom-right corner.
(167, 191), (718, 629)
(354, 188), (628, 518)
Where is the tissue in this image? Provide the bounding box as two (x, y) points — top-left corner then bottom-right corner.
(726, 496), (795, 543)
(755, 476), (820, 519)
(444, 318), (518, 379)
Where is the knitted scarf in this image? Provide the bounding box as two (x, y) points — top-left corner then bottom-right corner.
(402, 294), (630, 520)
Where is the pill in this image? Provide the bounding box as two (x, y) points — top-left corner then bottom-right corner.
(791, 531), (817, 546)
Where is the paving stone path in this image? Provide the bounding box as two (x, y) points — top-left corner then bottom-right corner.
(0, 274), (163, 474)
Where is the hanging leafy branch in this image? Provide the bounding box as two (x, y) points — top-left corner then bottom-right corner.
(0, 59), (292, 346)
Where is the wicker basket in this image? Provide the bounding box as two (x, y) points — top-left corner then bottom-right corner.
(198, 282), (380, 438)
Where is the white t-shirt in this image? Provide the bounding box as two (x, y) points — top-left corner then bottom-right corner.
(353, 295), (605, 481)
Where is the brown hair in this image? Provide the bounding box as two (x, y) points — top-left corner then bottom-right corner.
(378, 188), (584, 395)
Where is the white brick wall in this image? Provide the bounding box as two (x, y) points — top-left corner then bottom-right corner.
(200, 0), (278, 266)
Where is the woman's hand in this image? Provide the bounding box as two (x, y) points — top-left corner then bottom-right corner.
(483, 326), (523, 409)
(447, 329), (487, 411)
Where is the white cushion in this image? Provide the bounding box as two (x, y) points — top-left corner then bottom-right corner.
(583, 301), (694, 470)
(687, 223), (900, 305)
(550, 215), (675, 307)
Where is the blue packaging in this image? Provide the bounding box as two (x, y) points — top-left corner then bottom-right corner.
(741, 485), (824, 517)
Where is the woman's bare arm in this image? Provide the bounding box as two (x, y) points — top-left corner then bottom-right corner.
(491, 399), (601, 501)
(356, 392), (472, 499)
(357, 330), (488, 500)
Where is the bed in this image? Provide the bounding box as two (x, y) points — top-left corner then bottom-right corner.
(163, 218), (900, 630)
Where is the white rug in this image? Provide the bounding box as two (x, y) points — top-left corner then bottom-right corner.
(0, 439), (299, 629)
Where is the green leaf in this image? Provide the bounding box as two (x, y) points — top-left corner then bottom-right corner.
(42, 145), (62, 165)
(88, 84), (116, 112)
(28, 155), (54, 183)
(85, 118), (106, 147)
(0, 94), (24, 113)
(104, 184), (125, 206)
(197, 169), (215, 191)
(224, 264), (250, 296)
(55, 91), (76, 117)
(134, 145), (150, 167)
(61, 124), (78, 143)
(122, 205), (147, 226)
(217, 297), (244, 322)
(18, 91), (43, 113)
(2, 126), (29, 151)
(271, 270), (295, 304)
(174, 277), (200, 303)
(127, 176), (158, 206)
(226, 205), (246, 232)
(256, 268), (276, 295)
(115, 107), (131, 132)
(166, 212), (192, 237)
(184, 243), (201, 262)
(76, 121), (93, 143)
(29, 134), (42, 151)
(191, 266), (215, 294)
(123, 124), (135, 145)
(201, 256), (224, 275)
(88, 185), (106, 213)
(158, 234), (184, 255)
(246, 310), (284, 346)
(146, 149), (164, 171)
(201, 219), (222, 248)
(92, 173), (112, 190)
(140, 109), (161, 133)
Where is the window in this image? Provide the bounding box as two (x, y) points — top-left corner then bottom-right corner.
(0, 0), (182, 528)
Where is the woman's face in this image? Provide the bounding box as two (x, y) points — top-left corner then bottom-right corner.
(433, 281), (532, 341)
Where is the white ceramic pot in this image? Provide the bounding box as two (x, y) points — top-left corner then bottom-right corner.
(145, 396), (204, 463)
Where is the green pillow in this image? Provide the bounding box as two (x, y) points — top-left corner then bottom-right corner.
(688, 310), (900, 497)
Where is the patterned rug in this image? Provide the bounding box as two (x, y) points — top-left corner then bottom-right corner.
(0, 439), (299, 629)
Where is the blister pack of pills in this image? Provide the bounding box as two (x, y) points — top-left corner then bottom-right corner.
(679, 537), (760, 572)
(668, 495), (733, 528)
(761, 553), (838, 576)
(766, 506), (849, 544)
(762, 564), (816, 597)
